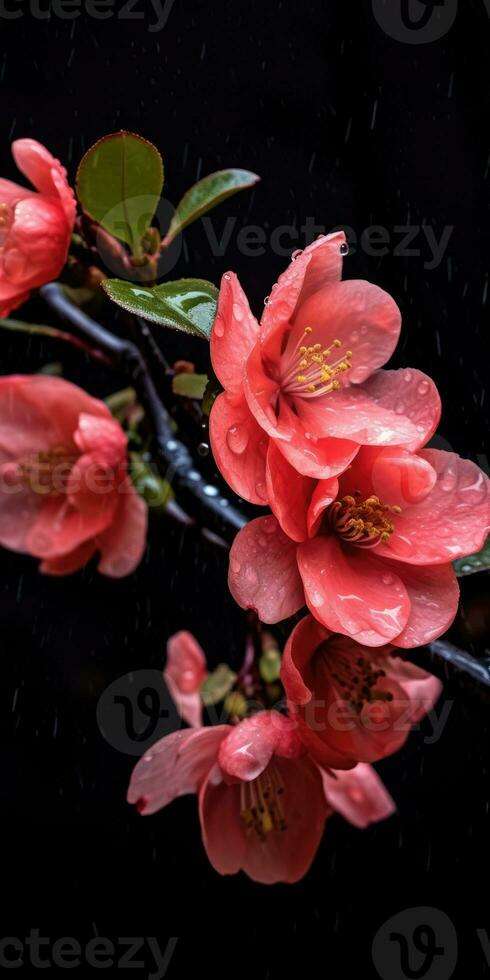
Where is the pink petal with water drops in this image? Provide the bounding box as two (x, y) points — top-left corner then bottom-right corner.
(260, 231), (347, 337)
(359, 368), (441, 451)
(297, 535), (411, 646)
(210, 271), (260, 393)
(378, 449), (490, 565)
(209, 390), (268, 504)
(389, 560), (459, 648)
(228, 515), (304, 624)
(127, 726), (229, 816)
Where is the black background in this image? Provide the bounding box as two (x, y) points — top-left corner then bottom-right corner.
(1, 1), (489, 976)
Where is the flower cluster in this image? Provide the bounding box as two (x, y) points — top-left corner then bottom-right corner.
(128, 628), (440, 884)
(210, 233), (490, 647)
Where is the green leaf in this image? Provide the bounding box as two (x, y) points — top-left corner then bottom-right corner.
(76, 131), (164, 254)
(200, 664), (237, 706)
(102, 277), (219, 339)
(105, 387), (138, 422)
(164, 168), (260, 246)
(0, 317), (63, 339)
(454, 535), (490, 576)
(172, 373), (208, 399)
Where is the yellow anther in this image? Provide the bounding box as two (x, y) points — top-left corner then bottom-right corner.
(307, 383), (317, 392)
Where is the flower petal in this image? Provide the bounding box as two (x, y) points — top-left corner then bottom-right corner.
(260, 232), (347, 338)
(275, 396), (359, 479)
(96, 478), (148, 578)
(218, 711), (303, 783)
(200, 754), (330, 884)
(40, 540), (96, 576)
(11, 138), (76, 225)
(389, 561), (459, 648)
(164, 631), (207, 728)
(379, 450), (490, 565)
(209, 391), (268, 504)
(359, 368), (441, 451)
(228, 515), (304, 624)
(266, 440), (315, 542)
(322, 763), (396, 829)
(291, 279), (401, 384)
(339, 446), (437, 509)
(281, 613), (332, 706)
(210, 272), (260, 392)
(24, 495), (114, 559)
(295, 379), (419, 447)
(127, 726), (229, 815)
(297, 535), (410, 646)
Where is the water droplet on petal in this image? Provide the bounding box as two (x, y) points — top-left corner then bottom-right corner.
(381, 573), (394, 586)
(263, 518), (276, 533)
(255, 480), (267, 501)
(291, 249), (303, 261)
(440, 467), (457, 492)
(404, 370), (412, 383)
(224, 273), (231, 281)
(264, 295), (272, 306)
(233, 303), (244, 322)
(226, 424), (249, 455)
(213, 316), (225, 338)
(395, 401), (406, 414)
(350, 330), (359, 343)
(243, 564), (259, 593)
(417, 379), (430, 395)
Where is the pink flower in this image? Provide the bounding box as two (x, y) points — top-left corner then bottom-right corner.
(127, 710), (395, 884)
(228, 445), (490, 646)
(281, 614), (442, 769)
(163, 631), (208, 728)
(0, 139), (76, 317)
(0, 375), (147, 577)
(209, 233), (440, 501)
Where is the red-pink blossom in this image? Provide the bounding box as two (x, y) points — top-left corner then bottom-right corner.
(209, 233), (440, 501)
(0, 375), (147, 577)
(163, 631), (208, 728)
(228, 445), (489, 646)
(282, 614), (442, 769)
(0, 139), (76, 316)
(127, 710), (395, 884)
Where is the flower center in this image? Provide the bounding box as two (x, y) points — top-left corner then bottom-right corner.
(280, 327), (353, 398)
(320, 645), (394, 714)
(17, 447), (78, 496)
(328, 493), (401, 548)
(240, 765), (287, 841)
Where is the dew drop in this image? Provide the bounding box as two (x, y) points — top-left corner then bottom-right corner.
(264, 295), (272, 306)
(340, 242), (349, 255)
(395, 401), (406, 414)
(291, 249), (303, 261)
(350, 330), (359, 343)
(224, 273), (231, 281)
(226, 424), (249, 454)
(417, 379), (430, 395)
(243, 564), (259, 593)
(381, 573), (395, 586)
(213, 316), (225, 338)
(404, 370), (412, 383)
(233, 302), (244, 322)
(440, 468), (457, 492)
(197, 442), (209, 457)
(255, 480), (267, 501)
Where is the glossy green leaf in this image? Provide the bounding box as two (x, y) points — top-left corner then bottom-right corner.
(172, 373), (208, 399)
(164, 168), (260, 245)
(202, 374), (223, 416)
(200, 664), (237, 706)
(454, 536), (490, 576)
(76, 132), (164, 253)
(102, 277), (219, 339)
